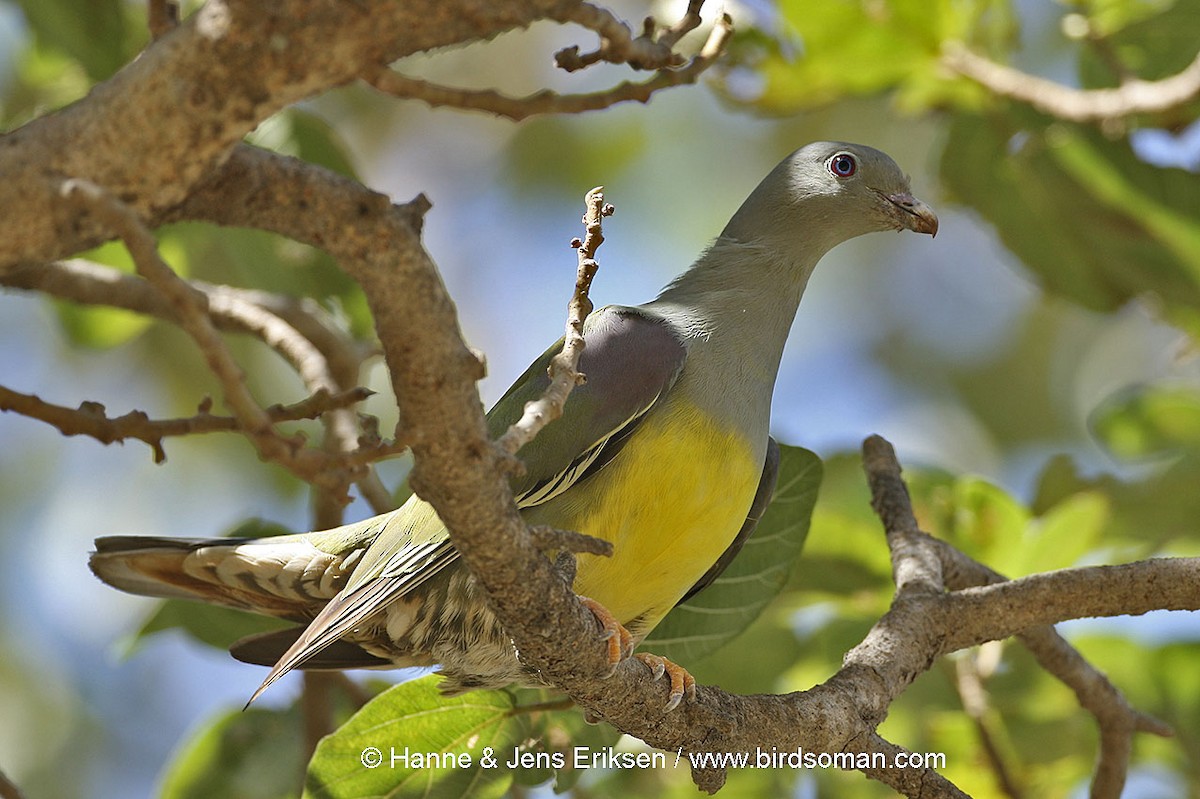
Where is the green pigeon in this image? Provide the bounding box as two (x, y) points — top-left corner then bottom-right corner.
(90, 142), (937, 710)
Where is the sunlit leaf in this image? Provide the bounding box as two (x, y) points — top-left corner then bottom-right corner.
(304, 676), (528, 799)
(1091, 383), (1200, 459)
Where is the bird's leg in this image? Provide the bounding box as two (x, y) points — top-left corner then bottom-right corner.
(634, 652), (697, 712)
(578, 596), (634, 670)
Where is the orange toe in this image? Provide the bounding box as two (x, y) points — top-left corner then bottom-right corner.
(579, 596), (634, 671)
(635, 652), (696, 712)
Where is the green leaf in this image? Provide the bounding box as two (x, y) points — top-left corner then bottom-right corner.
(737, 0), (976, 113)
(160, 705), (305, 799)
(1013, 491), (1109, 575)
(129, 600), (292, 656)
(304, 676), (529, 799)
(247, 109), (360, 180)
(940, 114), (1200, 326)
(643, 444), (820, 662)
(1091, 384), (1200, 458)
(1078, 0), (1200, 83)
(14, 0), (139, 81)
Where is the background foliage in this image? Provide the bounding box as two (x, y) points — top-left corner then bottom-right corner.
(0, 0), (1198, 797)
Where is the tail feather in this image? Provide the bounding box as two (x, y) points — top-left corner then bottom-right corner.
(89, 535), (365, 622)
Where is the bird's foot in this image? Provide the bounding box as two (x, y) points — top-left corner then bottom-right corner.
(577, 596), (695, 712)
(578, 596), (633, 673)
(635, 652), (697, 712)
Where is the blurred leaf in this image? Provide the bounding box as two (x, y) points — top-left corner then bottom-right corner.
(14, 0), (139, 81)
(160, 705), (304, 799)
(247, 109), (360, 180)
(129, 600), (291, 656)
(941, 115), (1200, 328)
(1068, 0), (1177, 39)
(736, 0), (991, 113)
(644, 445), (820, 662)
(1078, 0), (1200, 88)
(1091, 383), (1200, 458)
(1033, 453), (1200, 552)
(304, 676), (528, 799)
(1013, 490), (1108, 574)
(502, 116), (645, 199)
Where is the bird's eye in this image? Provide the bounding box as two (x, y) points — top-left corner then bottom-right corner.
(829, 153), (857, 177)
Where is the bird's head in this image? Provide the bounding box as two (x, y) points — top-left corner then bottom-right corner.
(722, 141), (938, 256)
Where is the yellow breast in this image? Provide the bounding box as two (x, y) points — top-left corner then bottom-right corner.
(530, 402), (760, 636)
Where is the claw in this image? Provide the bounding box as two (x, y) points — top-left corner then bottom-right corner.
(579, 596), (633, 675)
(635, 652), (696, 712)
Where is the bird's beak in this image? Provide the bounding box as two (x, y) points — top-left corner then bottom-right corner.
(883, 191), (939, 237)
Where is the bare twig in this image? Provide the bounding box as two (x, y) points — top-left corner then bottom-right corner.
(529, 524), (614, 557)
(496, 187), (612, 456)
(552, 0), (711, 72)
(366, 12), (730, 121)
(863, 435), (945, 595)
(0, 384), (372, 463)
(59, 179), (364, 495)
(943, 42), (1200, 124)
(952, 648), (1025, 799)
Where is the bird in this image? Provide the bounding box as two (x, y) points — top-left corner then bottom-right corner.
(90, 142), (937, 711)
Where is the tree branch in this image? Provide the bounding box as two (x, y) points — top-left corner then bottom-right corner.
(365, 13), (732, 121)
(0, 384), (371, 463)
(943, 42), (1200, 124)
(550, 0), (707, 72)
(496, 187), (610, 456)
(0, 0), (576, 268)
(59, 178), (369, 495)
(862, 435), (1183, 799)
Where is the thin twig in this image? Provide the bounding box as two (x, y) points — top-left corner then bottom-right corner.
(943, 42), (1200, 124)
(551, 0), (714, 72)
(952, 649), (1025, 799)
(0, 384), (372, 463)
(59, 179), (363, 494)
(496, 187), (612, 457)
(366, 14), (731, 121)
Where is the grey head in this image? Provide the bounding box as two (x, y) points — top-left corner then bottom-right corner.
(720, 141), (938, 258)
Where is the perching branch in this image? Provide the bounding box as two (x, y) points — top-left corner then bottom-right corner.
(943, 42), (1200, 125)
(366, 13), (732, 121)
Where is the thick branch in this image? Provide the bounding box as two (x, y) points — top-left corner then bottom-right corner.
(0, 0), (575, 268)
(943, 43), (1200, 124)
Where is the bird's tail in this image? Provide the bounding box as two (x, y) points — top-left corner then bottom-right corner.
(89, 534), (365, 622)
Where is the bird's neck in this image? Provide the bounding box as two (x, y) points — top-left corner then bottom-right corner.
(644, 237), (824, 434)
(650, 236), (821, 362)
